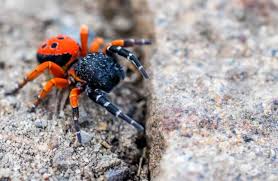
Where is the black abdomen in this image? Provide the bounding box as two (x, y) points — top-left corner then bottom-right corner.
(74, 53), (125, 92)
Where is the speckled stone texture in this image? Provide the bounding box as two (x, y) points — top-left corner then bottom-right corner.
(146, 0), (278, 180)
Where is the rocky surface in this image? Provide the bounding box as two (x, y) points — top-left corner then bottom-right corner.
(146, 0), (278, 180)
(0, 0), (149, 180)
(2, 0), (278, 180)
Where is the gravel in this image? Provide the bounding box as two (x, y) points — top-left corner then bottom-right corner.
(0, 0), (148, 180)
(34, 119), (48, 129)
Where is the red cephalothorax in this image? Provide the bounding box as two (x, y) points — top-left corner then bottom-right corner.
(6, 24), (151, 144)
(37, 35), (80, 68)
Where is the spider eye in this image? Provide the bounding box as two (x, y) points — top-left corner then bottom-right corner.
(41, 43), (47, 48)
(51, 42), (58, 48)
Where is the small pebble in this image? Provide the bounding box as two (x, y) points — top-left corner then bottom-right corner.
(34, 119), (47, 129)
(242, 135), (253, 143)
(80, 130), (93, 144)
(112, 16), (133, 32)
(271, 49), (278, 57)
(100, 140), (112, 149)
(97, 122), (108, 131)
(105, 167), (129, 181)
(0, 61), (5, 69)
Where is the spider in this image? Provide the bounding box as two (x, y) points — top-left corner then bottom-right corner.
(6, 24), (151, 143)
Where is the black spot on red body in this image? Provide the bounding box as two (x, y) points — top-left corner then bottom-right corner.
(51, 42), (58, 48)
(41, 44), (47, 48)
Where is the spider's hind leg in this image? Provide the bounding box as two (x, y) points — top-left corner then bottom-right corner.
(87, 89), (144, 132)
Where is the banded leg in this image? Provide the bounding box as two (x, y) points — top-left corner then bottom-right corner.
(103, 39), (151, 53)
(69, 88), (83, 143)
(5, 61), (65, 95)
(80, 24), (89, 57)
(31, 78), (69, 111)
(123, 39), (152, 47)
(89, 37), (104, 53)
(87, 89), (144, 132)
(106, 46), (149, 79)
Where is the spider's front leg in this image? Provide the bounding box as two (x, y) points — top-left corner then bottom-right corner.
(102, 39), (151, 81)
(30, 78), (69, 112)
(89, 37), (104, 53)
(87, 88), (144, 132)
(80, 24), (89, 57)
(105, 46), (149, 79)
(5, 61), (65, 95)
(103, 39), (151, 51)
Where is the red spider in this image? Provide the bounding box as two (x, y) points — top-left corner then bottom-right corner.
(6, 24), (151, 143)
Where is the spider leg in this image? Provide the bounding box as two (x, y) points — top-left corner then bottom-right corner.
(103, 39), (151, 52)
(87, 89), (144, 132)
(5, 61), (65, 95)
(122, 39), (152, 47)
(80, 24), (89, 57)
(89, 37), (104, 53)
(105, 46), (149, 79)
(69, 87), (83, 143)
(30, 78), (69, 112)
(102, 39), (151, 81)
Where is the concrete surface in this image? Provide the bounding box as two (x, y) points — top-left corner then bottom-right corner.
(146, 0), (278, 180)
